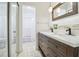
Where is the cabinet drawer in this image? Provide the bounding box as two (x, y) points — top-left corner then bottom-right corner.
(39, 34), (47, 40)
(55, 42), (67, 56)
(39, 33), (47, 39)
(48, 46), (65, 57)
(47, 39), (66, 56)
(40, 42), (57, 57)
(47, 41), (57, 49)
(39, 43), (49, 56)
(47, 47), (57, 57)
(47, 38), (57, 45)
(40, 43), (47, 52)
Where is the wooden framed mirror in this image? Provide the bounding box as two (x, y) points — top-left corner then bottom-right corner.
(52, 2), (78, 21)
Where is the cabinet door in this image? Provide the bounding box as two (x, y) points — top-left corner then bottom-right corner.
(46, 47), (57, 57)
(55, 41), (67, 56)
(39, 41), (48, 56)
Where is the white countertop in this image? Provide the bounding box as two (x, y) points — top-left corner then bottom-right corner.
(40, 32), (79, 47)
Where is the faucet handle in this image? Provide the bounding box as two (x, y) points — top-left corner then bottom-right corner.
(66, 28), (71, 35)
(66, 28), (71, 31)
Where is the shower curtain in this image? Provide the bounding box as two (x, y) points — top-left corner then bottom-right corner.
(16, 3), (23, 56)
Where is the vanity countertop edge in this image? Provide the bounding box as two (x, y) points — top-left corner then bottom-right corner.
(39, 32), (79, 48)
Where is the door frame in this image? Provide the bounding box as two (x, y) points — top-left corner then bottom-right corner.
(7, 2), (10, 57)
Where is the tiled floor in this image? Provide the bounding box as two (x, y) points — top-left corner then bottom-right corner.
(18, 42), (42, 57)
(0, 42), (42, 57)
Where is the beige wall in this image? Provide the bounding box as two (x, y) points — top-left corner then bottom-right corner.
(36, 2), (50, 32)
(22, 2), (50, 32)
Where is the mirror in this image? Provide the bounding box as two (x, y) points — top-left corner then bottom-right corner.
(52, 2), (78, 20)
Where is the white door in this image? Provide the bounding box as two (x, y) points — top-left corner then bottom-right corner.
(22, 5), (36, 44)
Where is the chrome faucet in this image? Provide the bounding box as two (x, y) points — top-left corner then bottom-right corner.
(66, 28), (71, 35)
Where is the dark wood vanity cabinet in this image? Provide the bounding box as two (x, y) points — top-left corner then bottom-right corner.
(38, 33), (79, 57)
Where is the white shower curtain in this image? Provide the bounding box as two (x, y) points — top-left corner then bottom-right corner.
(16, 4), (23, 56)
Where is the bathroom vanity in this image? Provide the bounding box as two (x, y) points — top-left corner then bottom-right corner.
(38, 32), (79, 57)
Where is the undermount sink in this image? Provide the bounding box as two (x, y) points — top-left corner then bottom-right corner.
(55, 34), (79, 43)
(56, 34), (72, 37)
(56, 33), (79, 38)
(55, 34), (75, 39)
